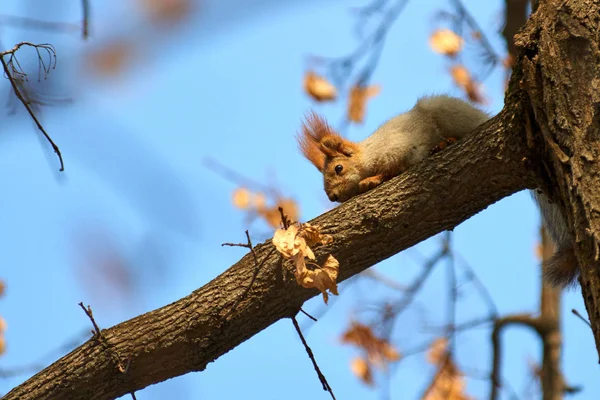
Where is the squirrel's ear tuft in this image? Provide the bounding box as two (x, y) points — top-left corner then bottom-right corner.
(319, 134), (358, 157)
(297, 112), (331, 171)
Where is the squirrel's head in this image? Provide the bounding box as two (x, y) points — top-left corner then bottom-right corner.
(297, 112), (363, 202)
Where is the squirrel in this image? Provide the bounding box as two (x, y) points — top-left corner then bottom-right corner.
(297, 94), (578, 288)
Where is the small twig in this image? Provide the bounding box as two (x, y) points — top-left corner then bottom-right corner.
(78, 302), (102, 336)
(571, 308), (592, 328)
(221, 241), (276, 322)
(78, 302), (128, 374)
(278, 207), (291, 229)
(389, 247), (447, 316)
(291, 317), (336, 399)
(130, 392), (137, 400)
(444, 232), (458, 353)
(0, 42), (64, 171)
(299, 308), (318, 322)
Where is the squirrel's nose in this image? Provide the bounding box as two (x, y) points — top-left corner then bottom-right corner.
(328, 193), (338, 202)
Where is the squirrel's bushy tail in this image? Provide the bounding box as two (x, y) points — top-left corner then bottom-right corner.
(543, 245), (579, 288)
(414, 95), (490, 139)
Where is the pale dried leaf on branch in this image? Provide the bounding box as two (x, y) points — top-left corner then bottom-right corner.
(348, 84), (381, 123)
(295, 254), (339, 304)
(272, 224), (310, 259)
(298, 223), (333, 247)
(303, 71), (337, 102)
(429, 29), (464, 57)
(0, 316), (6, 333)
(0, 335), (5, 355)
(351, 357), (374, 386)
(0, 280), (4, 297)
(272, 224), (338, 303)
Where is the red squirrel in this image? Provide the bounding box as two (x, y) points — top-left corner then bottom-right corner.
(297, 95), (578, 288)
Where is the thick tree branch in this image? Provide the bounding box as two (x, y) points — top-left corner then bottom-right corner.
(4, 101), (538, 399)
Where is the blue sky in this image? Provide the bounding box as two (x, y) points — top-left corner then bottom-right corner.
(0, 0), (598, 399)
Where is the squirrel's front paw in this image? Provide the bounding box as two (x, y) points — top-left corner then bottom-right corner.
(359, 175), (384, 193)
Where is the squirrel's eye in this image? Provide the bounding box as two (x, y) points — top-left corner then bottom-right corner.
(335, 165), (343, 175)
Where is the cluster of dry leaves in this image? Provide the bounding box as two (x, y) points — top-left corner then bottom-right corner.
(232, 187), (299, 229)
(0, 280), (6, 356)
(303, 71), (381, 123)
(340, 321), (401, 386)
(272, 223), (339, 304)
(428, 28), (486, 104)
(423, 338), (471, 400)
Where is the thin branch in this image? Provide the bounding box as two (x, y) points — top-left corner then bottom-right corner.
(0, 42), (64, 171)
(359, 269), (408, 292)
(203, 157), (275, 196)
(78, 302), (102, 337)
(82, 0), (90, 40)
(0, 15), (80, 33)
(221, 238), (276, 323)
(572, 309), (592, 328)
(78, 302), (127, 374)
(298, 308), (318, 322)
(490, 314), (550, 400)
(291, 317), (336, 399)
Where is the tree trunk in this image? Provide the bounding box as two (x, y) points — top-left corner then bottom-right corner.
(515, 0), (600, 353)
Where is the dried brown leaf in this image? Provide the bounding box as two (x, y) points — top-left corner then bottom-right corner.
(0, 316), (6, 333)
(303, 71), (337, 102)
(351, 357), (374, 386)
(429, 29), (464, 57)
(449, 65), (486, 105)
(0, 335), (5, 355)
(295, 254), (339, 304)
(342, 321), (401, 368)
(232, 188), (251, 209)
(273, 225), (306, 259)
(348, 84), (380, 123)
(0, 280), (4, 297)
(427, 337), (448, 365)
(87, 41), (132, 77)
(299, 223), (333, 247)
(423, 338), (472, 400)
(138, 0), (192, 25)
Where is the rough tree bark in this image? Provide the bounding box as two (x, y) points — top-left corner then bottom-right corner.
(4, 0), (600, 399)
(515, 0), (600, 351)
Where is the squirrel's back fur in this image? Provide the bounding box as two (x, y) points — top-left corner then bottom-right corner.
(361, 95), (489, 174)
